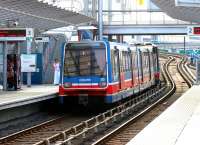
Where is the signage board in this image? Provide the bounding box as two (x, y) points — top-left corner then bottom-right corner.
(35, 37), (49, 43)
(0, 29), (26, 37)
(21, 54), (36, 72)
(187, 26), (200, 35)
(0, 28), (34, 41)
(193, 27), (200, 34)
(26, 28), (34, 38)
(175, 0), (200, 7)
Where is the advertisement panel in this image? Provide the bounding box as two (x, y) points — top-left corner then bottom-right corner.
(21, 54), (36, 72)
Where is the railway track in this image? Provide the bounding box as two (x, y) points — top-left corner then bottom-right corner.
(0, 55), (194, 145)
(0, 114), (93, 145)
(90, 56), (191, 145)
(0, 57), (167, 145)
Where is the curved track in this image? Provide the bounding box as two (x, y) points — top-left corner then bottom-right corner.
(0, 55), (194, 145)
(90, 56), (191, 145)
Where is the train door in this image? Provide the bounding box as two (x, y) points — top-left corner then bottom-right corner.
(132, 51), (138, 87)
(120, 51), (127, 90)
(138, 50), (142, 80)
(114, 47), (122, 90)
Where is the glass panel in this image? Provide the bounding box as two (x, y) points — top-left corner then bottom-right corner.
(124, 12), (137, 24)
(164, 14), (178, 24)
(150, 12), (164, 24)
(137, 12), (150, 24)
(64, 42), (106, 77)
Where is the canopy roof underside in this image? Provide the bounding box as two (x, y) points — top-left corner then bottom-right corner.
(152, 0), (200, 23)
(0, 0), (94, 30)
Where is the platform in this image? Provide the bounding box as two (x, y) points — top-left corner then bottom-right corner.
(126, 85), (200, 145)
(0, 85), (58, 111)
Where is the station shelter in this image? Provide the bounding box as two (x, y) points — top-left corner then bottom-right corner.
(0, 28), (37, 91)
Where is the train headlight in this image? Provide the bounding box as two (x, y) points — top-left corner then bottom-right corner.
(64, 82), (72, 88)
(99, 81), (107, 88)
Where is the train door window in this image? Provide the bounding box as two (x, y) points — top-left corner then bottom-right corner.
(140, 51), (144, 82)
(132, 52), (136, 71)
(119, 51), (124, 73)
(134, 53), (138, 69)
(127, 52), (131, 72)
(122, 51), (126, 72)
(148, 52), (152, 80)
(122, 51), (131, 72)
(111, 49), (119, 81)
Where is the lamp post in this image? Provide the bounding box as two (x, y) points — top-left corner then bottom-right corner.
(98, 0), (103, 40)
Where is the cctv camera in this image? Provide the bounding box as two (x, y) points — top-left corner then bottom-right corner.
(14, 21), (19, 26)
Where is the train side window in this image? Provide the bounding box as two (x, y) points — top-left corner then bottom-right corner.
(111, 48), (120, 81)
(122, 51), (126, 72)
(120, 51), (124, 72)
(122, 51), (131, 72)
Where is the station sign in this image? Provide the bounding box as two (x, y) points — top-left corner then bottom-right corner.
(187, 26), (200, 35)
(193, 27), (200, 35)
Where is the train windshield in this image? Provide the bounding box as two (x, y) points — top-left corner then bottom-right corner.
(64, 42), (106, 77)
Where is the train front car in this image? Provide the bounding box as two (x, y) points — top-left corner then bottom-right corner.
(59, 41), (108, 105)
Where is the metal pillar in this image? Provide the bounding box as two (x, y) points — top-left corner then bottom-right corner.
(183, 36), (186, 55)
(92, 0), (97, 19)
(3, 41), (7, 90)
(83, 0), (89, 16)
(116, 35), (124, 43)
(108, 0), (112, 24)
(17, 42), (22, 88)
(98, 0), (103, 40)
(27, 40), (32, 87)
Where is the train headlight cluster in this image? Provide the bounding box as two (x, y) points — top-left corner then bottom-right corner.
(64, 82), (72, 88)
(99, 81), (107, 88)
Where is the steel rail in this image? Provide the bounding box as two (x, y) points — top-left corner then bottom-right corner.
(33, 59), (169, 145)
(85, 57), (176, 145)
(177, 57), (193, 87)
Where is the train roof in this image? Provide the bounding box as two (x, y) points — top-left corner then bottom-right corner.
(65, 40), (156, 52)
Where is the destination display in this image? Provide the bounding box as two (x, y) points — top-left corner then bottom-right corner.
(0, 29), (26, 37)
(0, 28), (34, 41)
(187, 26), (200, 35)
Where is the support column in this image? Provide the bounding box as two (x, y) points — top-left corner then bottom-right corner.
(3, 41), (7, 90)
(183, 36), (186, 55)
(17, 42), (22, 88)
(116, 35), (123, 43)
(27, 40), (31, 87)
(98, 0), (103, 40)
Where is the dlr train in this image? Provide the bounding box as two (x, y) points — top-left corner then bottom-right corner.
(59, 40), (160, 104)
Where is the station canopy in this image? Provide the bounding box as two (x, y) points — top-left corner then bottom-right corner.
(0, 0), (94, 30)
(152, 0), (200, 23)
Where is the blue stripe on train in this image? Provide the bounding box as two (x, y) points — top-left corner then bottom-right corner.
(105, 88), (135, 103)
(63, 76), (107, 84)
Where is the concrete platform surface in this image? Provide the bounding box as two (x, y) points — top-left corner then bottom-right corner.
(126, 85), (200, 145)
(0, 85), (58, 110)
